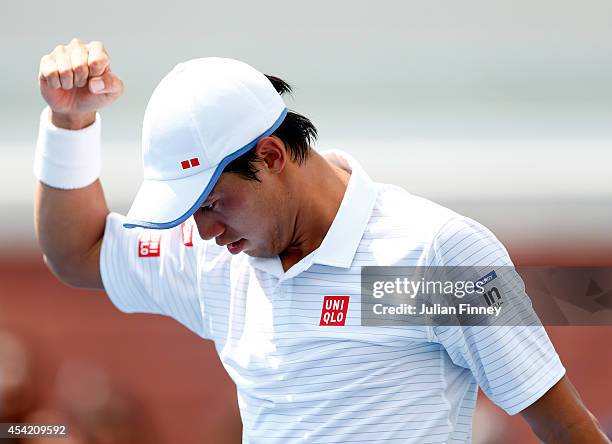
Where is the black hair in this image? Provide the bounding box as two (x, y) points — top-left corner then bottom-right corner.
(222, 75), (318, 181)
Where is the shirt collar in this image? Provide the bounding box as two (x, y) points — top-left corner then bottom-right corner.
(311, 150), (378, 268)
(248, 149), (379, 276)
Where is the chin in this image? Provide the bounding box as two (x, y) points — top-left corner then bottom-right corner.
(244, 244), (278, 258)
(244, 250), (269, 258)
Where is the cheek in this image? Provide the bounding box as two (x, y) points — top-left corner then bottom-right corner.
(223, 180), (282, 235)
(236, 205), (276, 239)
(221, 201), (262, 233)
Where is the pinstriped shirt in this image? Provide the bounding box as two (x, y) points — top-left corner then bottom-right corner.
(101, 150), (565, 443)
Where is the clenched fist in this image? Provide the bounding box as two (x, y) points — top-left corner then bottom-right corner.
(38, 38), (123, 129)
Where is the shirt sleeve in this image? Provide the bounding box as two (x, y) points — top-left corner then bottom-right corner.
(427, 216), (566, 415)
(100, 212), (209, 339)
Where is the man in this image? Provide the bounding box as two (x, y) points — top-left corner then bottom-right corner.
(34, 38), (608, 443)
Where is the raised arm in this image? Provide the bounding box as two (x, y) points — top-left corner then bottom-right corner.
(34, 38), (123, 289)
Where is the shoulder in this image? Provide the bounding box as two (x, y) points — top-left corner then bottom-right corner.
(429, 213), (513, 267)
(365, 183), (512, 267)
(367, 183), (462, 240)
(359, 184), (459, 265)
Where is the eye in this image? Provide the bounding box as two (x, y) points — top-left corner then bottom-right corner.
(202, 201), (217, 212)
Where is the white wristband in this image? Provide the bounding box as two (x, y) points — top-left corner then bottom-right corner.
(33, 106), (102, 189)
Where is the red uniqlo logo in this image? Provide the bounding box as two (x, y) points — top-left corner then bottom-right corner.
(138, 233), (162, 257)
(181, 221), (194, 247)
(181, 158), (200, 169)
(319, 296), (350, 326)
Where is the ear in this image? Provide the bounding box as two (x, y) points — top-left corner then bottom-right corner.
(254, 136), (287, 174)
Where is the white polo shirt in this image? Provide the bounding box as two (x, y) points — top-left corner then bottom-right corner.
(101, 150), (565, 443)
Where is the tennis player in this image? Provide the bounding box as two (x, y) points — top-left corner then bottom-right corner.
(34, 38), (609, 443)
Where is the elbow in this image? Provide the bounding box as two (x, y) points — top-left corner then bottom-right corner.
(39, 238), (103, 289)
(42, 254), (90, 288)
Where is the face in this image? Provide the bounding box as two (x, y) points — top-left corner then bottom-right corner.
(192, 169), (292, 257)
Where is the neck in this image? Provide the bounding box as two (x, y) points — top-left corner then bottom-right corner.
(280, 151), (350, 271)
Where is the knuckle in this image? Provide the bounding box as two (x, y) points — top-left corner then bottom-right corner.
(90, 41), (108, 56)
(73, 63), (87, 74)
(42, 68), (58, 78)
(49, 76), (61, 86)
(53, 44), (65, 54)
(40, 54), (52, 66)
(70, 37), (82, 45)
(43, 70), (58, 81)
(89, 57), (107, 71)
(71, 49), (86, 63)
(88, 60), (101, 72)
(58, 68), (72, 78)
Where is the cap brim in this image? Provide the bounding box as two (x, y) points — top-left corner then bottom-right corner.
(123, 107), (288, 230)
(123, 166), (215, 229)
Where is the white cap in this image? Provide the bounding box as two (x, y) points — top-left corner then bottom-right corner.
(123, 57), (287, 229)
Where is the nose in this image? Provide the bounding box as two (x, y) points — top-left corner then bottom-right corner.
(193, 211), (226, 241)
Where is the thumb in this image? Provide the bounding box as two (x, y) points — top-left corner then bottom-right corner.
(88, 71), (124, 96)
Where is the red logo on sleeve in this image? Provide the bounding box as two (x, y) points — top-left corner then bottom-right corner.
(138, 233), (162, 257)
(320, 296), (350, 326)
(181, 221), (194, 247)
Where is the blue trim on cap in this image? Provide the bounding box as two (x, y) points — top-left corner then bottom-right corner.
(123, 107), (288, 229)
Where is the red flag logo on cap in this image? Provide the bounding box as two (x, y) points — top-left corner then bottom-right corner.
(181, 158), (200, 169)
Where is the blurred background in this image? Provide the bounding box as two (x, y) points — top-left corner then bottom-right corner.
(0, 0), (611, 442)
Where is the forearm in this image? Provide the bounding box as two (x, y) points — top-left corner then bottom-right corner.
(522, 377), (610, 444)
(535, 411), (610, 444)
